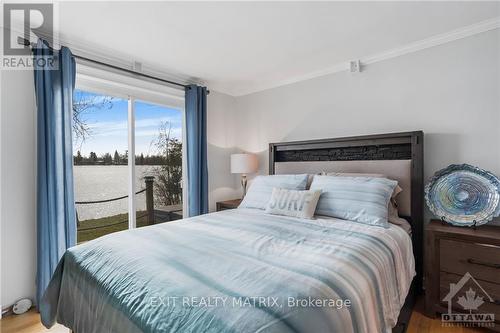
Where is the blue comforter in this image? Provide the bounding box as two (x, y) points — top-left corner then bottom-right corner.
(41, 208), (414, 333)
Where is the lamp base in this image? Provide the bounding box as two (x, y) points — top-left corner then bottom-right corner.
(241, 174), (248, 199)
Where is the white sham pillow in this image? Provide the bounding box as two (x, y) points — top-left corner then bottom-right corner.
(265, 188), (321, 219)
(310, 175), (398, 228)
(239, 174), (309, 210)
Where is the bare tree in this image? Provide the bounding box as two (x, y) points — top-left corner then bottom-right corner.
(73, 91), (113, 142)
(150, 121), (182, 206)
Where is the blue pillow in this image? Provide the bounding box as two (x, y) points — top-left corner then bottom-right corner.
(310, 175), (398, 227)
(239, 174), (309, 210)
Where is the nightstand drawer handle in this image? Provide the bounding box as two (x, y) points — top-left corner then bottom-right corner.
(467, 258), (500, 269)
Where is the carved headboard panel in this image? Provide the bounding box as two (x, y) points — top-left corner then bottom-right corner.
(268, 131), (424, 291)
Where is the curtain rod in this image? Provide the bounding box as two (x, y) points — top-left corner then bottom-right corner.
(18, 36), (209, 93)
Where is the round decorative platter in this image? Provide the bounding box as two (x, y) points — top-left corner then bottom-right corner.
(425, 164), (500, 227)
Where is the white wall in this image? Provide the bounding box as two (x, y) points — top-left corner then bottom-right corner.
(233, 30), (500, 213)
(0, 69), (37, 308)
(207, 91), (240, 211)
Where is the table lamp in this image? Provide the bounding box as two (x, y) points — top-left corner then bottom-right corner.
(231, 153), (258, 198)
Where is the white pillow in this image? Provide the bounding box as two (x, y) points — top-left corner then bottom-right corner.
(239, 174), (309, 210)
(265, 188), (321, 219)
(311, 175), (398, 228)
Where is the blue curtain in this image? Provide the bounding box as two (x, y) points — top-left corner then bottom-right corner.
(185, 85), (208, 216)
(34, 39), (77, 305)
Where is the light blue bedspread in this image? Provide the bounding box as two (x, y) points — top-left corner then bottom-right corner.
(41, 208), (414, 333)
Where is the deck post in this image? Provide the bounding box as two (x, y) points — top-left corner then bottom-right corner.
(145, 176), (155, 225)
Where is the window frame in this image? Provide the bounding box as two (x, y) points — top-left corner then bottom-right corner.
(74, 62), (188, 229)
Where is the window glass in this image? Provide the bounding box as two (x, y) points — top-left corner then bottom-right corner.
(73, 89), (129, 243)
(134, 100), (183, 228)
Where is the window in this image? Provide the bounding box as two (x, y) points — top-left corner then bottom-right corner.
(134, 99), (184, 229)
(73, 64), (185, 243)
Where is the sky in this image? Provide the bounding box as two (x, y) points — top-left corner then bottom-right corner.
(73, 90), (182, 157)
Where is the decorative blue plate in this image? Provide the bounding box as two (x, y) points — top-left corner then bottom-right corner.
(425, 164), (500, 226)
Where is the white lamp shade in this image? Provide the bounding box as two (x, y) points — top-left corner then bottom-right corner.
(231, 154), (258, 174)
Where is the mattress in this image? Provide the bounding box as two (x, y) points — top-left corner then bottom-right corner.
(41, 208), (415, 333)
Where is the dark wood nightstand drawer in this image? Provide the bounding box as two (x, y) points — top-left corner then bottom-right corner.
(425, 221), (500, 328)
(440, 239), (500, 284)
(440, 272), (500, 318)
(216, 199), (242, 211)
(217, 205), (234, 211)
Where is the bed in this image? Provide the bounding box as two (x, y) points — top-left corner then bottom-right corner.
(41, 131), (424, 333)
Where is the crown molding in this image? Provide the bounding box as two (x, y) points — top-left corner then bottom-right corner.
(227, 16), (500, 97)
(363, 16), (500, 66)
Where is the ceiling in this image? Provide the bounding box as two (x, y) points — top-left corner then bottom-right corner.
(56, 1), (500, 96)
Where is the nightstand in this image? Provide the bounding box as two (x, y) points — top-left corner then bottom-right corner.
(216, 199), (242, 211)
(424, 220), (500, 330)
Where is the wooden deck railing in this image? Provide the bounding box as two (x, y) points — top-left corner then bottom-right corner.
(75, 176), (182, 231)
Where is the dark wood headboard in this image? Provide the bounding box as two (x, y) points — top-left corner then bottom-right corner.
(268, 131), (424, 292)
